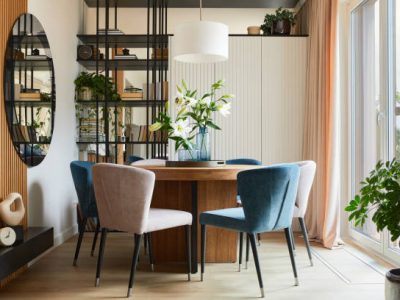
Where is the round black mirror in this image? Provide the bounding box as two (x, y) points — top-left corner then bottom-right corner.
(4, 13), (55, 167)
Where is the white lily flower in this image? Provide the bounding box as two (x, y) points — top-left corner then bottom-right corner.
(184, 96), (197, 108)
(201, 96), (212, 107)
(218, 102), (231, 117)
(171, 119), (193, 139)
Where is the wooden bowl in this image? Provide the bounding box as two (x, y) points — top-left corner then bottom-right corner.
(247, 26), (261, 35)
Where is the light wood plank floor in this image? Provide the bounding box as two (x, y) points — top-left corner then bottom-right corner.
(0, 232), (388, 299)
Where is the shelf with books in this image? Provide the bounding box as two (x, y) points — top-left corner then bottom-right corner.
(75, 100), (167, 107)
(77, 58), (168, 71)
(76, 0), (169, 163)
(12, 34), (50, 48)
(12, 58), (53, 71)
(77, 34), (170, 48)
(6, 100), (53, 107)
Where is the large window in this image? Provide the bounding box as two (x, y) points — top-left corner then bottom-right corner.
(350, 0), (400, 263)
(351, 0), (382, 245)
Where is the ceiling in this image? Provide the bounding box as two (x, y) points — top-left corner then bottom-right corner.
(84, 0), (300, 8)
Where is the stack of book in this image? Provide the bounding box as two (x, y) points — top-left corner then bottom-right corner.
(12, 124), (37, 142)
(121, 91), (143, 101)
(152, 48), (168, 60)
(19, 92), (41, 101)
(79, 118), (106, 142)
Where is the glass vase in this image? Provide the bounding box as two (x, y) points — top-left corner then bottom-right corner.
(178, 149), (199, 161)
(196, 127), (211, 161)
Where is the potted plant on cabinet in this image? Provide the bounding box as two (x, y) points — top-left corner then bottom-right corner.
(261, 7), (295, 36)
(345, 159), (400, 300)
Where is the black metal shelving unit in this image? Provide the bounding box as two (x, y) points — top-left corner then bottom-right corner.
(76, 0), (169, 163)
(4, 14), (56, 167)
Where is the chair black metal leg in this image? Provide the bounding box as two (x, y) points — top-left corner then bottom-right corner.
(73, 217), (87, 266)
(238, 232), (243, 272)
(127, 234), (142, 298)
(95, 228), (108, 287)
(201, 224), (206, 281)
(245, 234), (250, 269)
(284, 227), (299, 286)
(257, 233), (262, 246)
(147, 232), (154, 271)
(185, 225), (192, 281)
(91, 221), (100, 257)
(144, 233), (148, 256)
(299, 217), (313, 266)
(249, 233), (264, 298)
(289, 226), (296, 251)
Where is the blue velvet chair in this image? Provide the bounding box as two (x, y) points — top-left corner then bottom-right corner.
(70, 161), (100, 266)
(126, 155), (144, 165)
(226, 158), (262, 166)
(200, 165), (300, 298)
(226, 158), (263, 268)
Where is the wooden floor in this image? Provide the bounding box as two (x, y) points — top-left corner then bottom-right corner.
(0, 232), (388, 299)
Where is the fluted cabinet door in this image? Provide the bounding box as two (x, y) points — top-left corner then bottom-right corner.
(214, 37), (262, 161)
(261, 37), (308, 165)
(169, 36), (216, 159)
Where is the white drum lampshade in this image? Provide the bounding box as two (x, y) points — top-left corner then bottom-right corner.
(173, 21), (229, 63)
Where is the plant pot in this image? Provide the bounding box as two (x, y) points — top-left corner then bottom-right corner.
(386, 269), (400, 300)
(178, 149), (200, 161)
(273, 20), (291, 35)
(77, 87), (93, 101)
(247, 26), (261, 35)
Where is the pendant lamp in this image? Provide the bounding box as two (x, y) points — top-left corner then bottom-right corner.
(173, 0), (229, 63)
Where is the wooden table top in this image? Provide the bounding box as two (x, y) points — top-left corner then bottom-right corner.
(135, 164), (263, 181)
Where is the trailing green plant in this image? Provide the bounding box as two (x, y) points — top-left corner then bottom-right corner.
(260, 7), (295, 35)
(274, 7), (295, 25)
(260, 14), (276, 35)
(74, 72), (120, 101)
(345, 159), (400, 242)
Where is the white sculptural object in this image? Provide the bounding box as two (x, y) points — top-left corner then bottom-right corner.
(0, 193), (25, 226)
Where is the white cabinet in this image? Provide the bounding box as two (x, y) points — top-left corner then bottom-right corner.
(169, 36), (308, 164)
(215, 37), (262, 161)
(261, 37), (308, 164)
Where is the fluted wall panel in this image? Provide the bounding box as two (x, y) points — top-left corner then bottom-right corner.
(261, 37), (308, 164)
(0, 0), (27, 228)
(215, 37), (262, 161)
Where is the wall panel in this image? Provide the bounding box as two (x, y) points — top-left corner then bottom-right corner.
(215, 37), (262, 161)
(261, 37), (308, 164)
(0, 0), (28, 228)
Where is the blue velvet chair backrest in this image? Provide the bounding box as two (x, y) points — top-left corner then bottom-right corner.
(126, 155), (144, 164)
(226, 158), (262, 165)
(70, 161), (97, 218)
(238, 165), (300, 233)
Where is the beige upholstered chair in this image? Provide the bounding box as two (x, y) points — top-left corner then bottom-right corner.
(131, 159), (166, 166)
(291, 160), (316, 266)
(93, 163), (192, 297)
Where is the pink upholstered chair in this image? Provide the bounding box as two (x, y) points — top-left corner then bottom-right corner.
(93, 163), (192, 298)
(291, 160), (316, 266)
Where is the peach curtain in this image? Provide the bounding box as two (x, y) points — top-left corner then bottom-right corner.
(298, 0), (340, 248)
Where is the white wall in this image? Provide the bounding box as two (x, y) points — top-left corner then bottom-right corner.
(28, 0), (82, 245)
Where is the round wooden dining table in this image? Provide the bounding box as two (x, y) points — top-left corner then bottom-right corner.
(135, 164), (262, 273)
